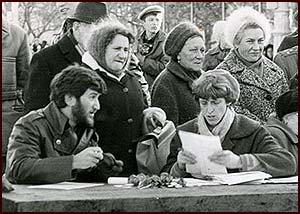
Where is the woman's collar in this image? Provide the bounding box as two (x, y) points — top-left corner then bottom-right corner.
(82, 52), (125, 81)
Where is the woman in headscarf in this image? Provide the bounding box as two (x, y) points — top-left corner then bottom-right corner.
(82, 19), (166, 178)
(217, 7), (289, 123)
(151, 22), (205, 126)
(162, 69), (296, 178)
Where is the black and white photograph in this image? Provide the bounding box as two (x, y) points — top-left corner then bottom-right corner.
(2, 1), (298, 212)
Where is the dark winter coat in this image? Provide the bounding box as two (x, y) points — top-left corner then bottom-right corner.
(274, 46), (298, 88)
(151, 60), (200, 126)
(277, 29), (298, 52)
(24, 34), (81, 111)
(162, 114), (297, 177)
(266, 116), (298, 175)
(136, 30), (169, 86)
(94, 70), (147, 176)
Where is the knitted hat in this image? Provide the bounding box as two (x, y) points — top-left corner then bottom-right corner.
(275, 89), (298, 119)
(164, 22), (204, 60)
(68, 2), (107, 24)
(224, 7), (271, 47)
(138, 5), (164, 21)
(192, 69), (240, 104)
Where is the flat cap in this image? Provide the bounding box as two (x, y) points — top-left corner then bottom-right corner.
(138, 5), (164, 20)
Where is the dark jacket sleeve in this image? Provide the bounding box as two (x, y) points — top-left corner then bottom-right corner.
(6, 119), (74, 184)
(24, 52), (51, 111)
(248, 126), (297, 177)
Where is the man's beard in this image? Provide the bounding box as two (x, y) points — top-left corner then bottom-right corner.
(72, 100), (94, 128)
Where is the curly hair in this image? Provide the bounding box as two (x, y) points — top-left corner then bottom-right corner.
(224, 7), (271, 47)
(50, 64), (107, 108)
(192, 69), (240, 104)
(87, 18), (135, 70)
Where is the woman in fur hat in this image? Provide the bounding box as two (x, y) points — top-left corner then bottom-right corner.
(162, 69), (296, 178)
(266, 89), (298, 175)
(216, 7), (289, 123)
(82, 19), (166, 178)
(151, 22), (205, 126)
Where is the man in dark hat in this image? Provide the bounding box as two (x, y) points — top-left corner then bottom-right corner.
(136, 5), (169, 87)
(25, 2), (108, 111)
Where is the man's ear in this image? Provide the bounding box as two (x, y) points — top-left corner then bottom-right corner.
(64, 94), (76, 107)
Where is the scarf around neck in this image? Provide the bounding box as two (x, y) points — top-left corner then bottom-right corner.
(197, 106), (235, 143)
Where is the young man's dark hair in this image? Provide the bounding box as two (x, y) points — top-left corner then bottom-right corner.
(50, 64), (107, 108)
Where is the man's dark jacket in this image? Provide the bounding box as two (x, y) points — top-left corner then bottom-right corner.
(24, 35), (81, 111)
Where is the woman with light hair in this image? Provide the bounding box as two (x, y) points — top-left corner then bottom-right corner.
(217, 7), (288, 123)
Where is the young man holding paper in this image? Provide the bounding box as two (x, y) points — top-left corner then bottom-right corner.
(162, 69), (296, 178)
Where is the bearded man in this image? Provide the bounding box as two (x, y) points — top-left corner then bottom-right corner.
(5, 65), (123, 184)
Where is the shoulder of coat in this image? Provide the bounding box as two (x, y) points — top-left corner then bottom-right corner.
(23, 109), (45, 123)
(278, 46), (298, 57)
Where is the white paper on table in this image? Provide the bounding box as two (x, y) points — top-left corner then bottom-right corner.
(212, 171), (272, 185)
(178, 130), (227, 177)
(262, 175), (298, 184)
(28, 182), (104, 190)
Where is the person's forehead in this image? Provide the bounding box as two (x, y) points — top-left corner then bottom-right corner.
(144, 13), (163, 20)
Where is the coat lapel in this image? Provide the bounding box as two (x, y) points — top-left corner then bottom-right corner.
(57, 35), (81, 64)
(227, 51), (272, 93)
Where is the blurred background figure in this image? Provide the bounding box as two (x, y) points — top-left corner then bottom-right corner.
(266, 89), (298, 175)
(203, 20), (232, 71)
(151, 22), (204, 126)
(25, 2), (108, 111)
(217, 7), (289, 123)
(51, 2), (78, 45)
(263, 43), (274, 61)
(274, 46), (298, 88)
(136, 5), (169, 87)
(277, 10), (298, 52)
(2, 7), (30, 173)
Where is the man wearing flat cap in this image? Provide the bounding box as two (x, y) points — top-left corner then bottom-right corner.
(136, 5), (169, 87)
(25, 2), (108, 111)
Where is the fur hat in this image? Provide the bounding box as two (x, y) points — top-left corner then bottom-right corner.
(224, 7), (271, 47)
(164, 22), (204, 60)
(87, 19), (134, 72)
(275, 89), (298, 120)
(68, 2), (107, 24)
(192, 69), (240, 104)
(138, 5), (164, 20)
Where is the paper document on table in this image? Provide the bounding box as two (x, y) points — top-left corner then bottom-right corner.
(28, 182), (104, 190)
(262, 176), (298, 184)
(212, 171), (272, 185)
(178, 130), (227, 177)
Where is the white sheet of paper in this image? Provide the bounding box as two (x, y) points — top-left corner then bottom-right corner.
(263, 176), (298, 184)
(178, 130), (227, 177)
(211, 171), (272, 185)
(28, 182), (104, 190)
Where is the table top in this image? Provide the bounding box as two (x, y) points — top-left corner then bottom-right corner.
(2, 183), (298, 212)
